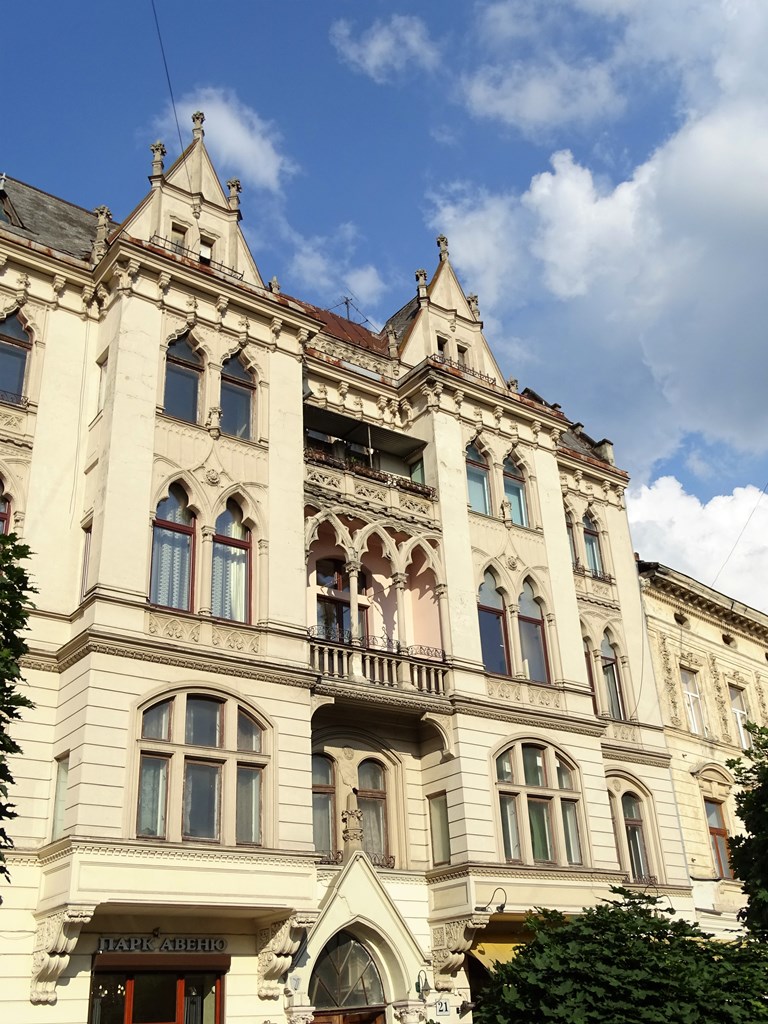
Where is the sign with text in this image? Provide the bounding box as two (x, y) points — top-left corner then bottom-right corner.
(98, 935), (227, 954)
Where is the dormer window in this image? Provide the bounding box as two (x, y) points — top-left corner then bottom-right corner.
(457, 344), (468, 368)
(199, 236), (214, 266)
(170, 223), (187, 254)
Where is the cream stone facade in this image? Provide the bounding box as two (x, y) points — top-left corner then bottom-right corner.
(0, 115), (698, 1024)
(638, 561), (768, 936)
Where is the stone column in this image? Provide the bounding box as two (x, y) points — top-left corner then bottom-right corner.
(198, 526), (215, 615)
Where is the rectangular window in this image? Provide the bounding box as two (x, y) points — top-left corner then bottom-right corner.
(478, 608), (509, 675)
(527, 797), (553, 861)
(137, 754), (168, 838)
(409, 459), (425, 485)
(522, 746), (545, 787)
(150, 525), (192, 609)
(170, 223), (187, 253)
(519, 619), (548, 685)
(428, 793), (451, 866)
(220, 379), (251, 439)
(603, 662), (625, 720)
(503, 477), (528, 527)
(164, 361), (199, 422)
(51, 753), (70, 840)
(313, 790), (335, 854)
(705, 799), (733, 879)
(729, 686), (750, 748)
(466, 465), (490, 514)
(212, 539), (248, 621)
(359, 797), (386, 858)
(457, 345), (468, 367)
(625, 819), (650, 880)
(236, 765), (262, 844)
(183, 761), (221, 840)
(80, 524), (92, 601)
(681, 669), (705, 734)
(186, 698), (221, 747)
(199, 236), (214, 265)
(561, 800), (582, 865)
(499, 793), (521, 861)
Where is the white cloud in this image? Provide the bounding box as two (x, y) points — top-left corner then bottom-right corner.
(627, 477), (768, 613)
(155, 87), (296, 193)
(286, 224), (389, 315)
(344, 265), (386, 306)
(330, 16), (440, 84)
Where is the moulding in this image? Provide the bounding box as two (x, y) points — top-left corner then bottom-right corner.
(37, 837), (320, 869)
(451, 696), (604, 737)
(426, 861), (626, 884)
(313, 680), (452, 715)
(600, 743), (671, 768)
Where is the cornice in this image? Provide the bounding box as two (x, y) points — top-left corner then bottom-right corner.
(600, 742), (671, 768)
(314, 679), (452, 715)
(426, 861), (626, 885)
(641, 569), (768, 643)
(37, 837), (320, 869)
(451, 694), (605, 737)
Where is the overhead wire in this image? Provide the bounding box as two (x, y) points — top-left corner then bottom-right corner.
(149, 0), (193, 195)
(710, 480), (768, 590)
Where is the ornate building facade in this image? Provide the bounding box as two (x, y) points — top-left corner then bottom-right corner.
(0, 114), (701, 1024)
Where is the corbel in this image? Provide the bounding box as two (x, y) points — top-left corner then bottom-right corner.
(493, 404), (503, 430)
(156, 271), (171, 308)
(352, 395), (364, 419)
(215, 294), (228, 327)
(400, 398), (413, 426)
(51, 275), (66, 307)
(430, 913), (490, 991)
(257, 912), (319, 999)
(80, 284), (96, 320)
(0, 254), (7, 273)
(30, 905), (96, 1005)
(377, 395), (388, 423)
(531, 419), (541, 444)
(186, 295), (198, 328)
(238, 316), (250, 345)
(270, 316), (282, 347)
(338, 381), (349, 407)
(16, 272), (31, 307)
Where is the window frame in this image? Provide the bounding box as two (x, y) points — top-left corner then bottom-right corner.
(312, 753), (337, 858)
(164, 334), (203, 425)
(150, 483), (196, 612)
(357, 758), (389, 862)
(495, 743), (584, 866)
(466, 443), (491, 515)
(704, 798), (733, 879)
(51, 753), (70, 841)
(136, 692), (267, 847)
(315, 558), (368, 644)
(728, 685), (750, 748)
(681, 667), (705, 735)
(518, 581), (551, 685)
(211, 501), (251, 623)
(502, 457), (528, 527)
(601, 633), (626, 720)
(582, 513), (604, 576)
(219, 355), (256, 440)
(0, 483), (11, 536)
(428, 791), (451, 866)
(0, 312), (32, 406)
(607, 778), (658, 884)
(478, 570), (511, 676)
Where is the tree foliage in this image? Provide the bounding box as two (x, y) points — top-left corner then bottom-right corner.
(727, 722), (768, 940)
(0, 532), (35, 886)
(474, 888), (768, 1024)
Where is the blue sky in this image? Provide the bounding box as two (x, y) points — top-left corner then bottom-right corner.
(5, 1), (768, 610)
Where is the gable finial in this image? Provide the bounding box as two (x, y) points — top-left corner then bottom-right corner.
(191, 111), (205, 140)
(415, 268), (428, 305)
(150, 141), (166, 178)
(226, 178), (242, 211)
(436, 234), (449, 262)
(91, 206), (112, 264)
(467, 293), (480, 319)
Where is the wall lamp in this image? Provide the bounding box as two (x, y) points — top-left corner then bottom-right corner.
(476, 887), (507, 914)
(416, 970), (430, 999)
(459, 1001), (476, 1016)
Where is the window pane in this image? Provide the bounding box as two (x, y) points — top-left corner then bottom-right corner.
(504, 477), (527, 526)
(520, 618), (548, 683)
(184, 974), (217, 1024)
(479, 608), (509, 675)
(150, 526), (191, 609)
(713, 832), (733, 879)
(221, 379), (252, 439)
(0, 342), (27, 397)
(52, 754), (70, 840)
(132, 973), (177, 1024)
(183, 761), (220, 839)
(312, 753), (334, 786)
(522, 745), (546, 787)
(561, 801), (582, 864)
(519, 582), (539, 618)
(137, 755), (168, 838)
(236, 765), (262, 844)
(186, 698), (221, 746)
(0, 314), (30, 342)
(584, 530), (603, 574)
(603, 662), (625, 719)
(237, 710), (262, 752)
(359, 760), (384, 790)
(528, 798), (553, 861)
(429, 793), (451, 865)
(467, 465), (489, 514)
(142, 699), (171, 741)
(165, 361), (199, 422)
(499, 794), (521, 860)
(89, 974), (126, 1024)
(359, 797), (386, 858)
(496, 750), (514, 783)
(478, 571), (504, 609)
(157, 484), (193, 524)
(212, 539), (248, 621)
(626, 822), (649, 879)
(556, 757), (574, 790)
(313, 791), (334, 853)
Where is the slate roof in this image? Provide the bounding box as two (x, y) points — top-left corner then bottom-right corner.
(0, 177), (118, 262)
(382, 294), (419, 345)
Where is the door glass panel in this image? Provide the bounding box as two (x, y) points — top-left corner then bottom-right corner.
(184, 973), (216, 1024)
(132, 972), (178, 1023)
(89, 974), (126, 1024)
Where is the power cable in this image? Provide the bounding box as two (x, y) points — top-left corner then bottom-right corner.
(149, 0), (193, 195)
(710, 480), (768, 590)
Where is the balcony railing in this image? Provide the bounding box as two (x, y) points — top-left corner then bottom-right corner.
(0, 389), (29, 409)
(572, 559), (614, 584)
(149, 234), (244, 281)
(308, 626), (448, 696)
(304, 447), (435, 499)
(429, 352), (496, 386)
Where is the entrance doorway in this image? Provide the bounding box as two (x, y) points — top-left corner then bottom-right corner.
(314, 1011), (385, 1024)
(89, 971), (222, 1024)
(308, 931), (387, 1024)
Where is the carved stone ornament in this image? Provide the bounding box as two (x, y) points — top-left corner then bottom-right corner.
(658, 635), (681, 727)
(148, 612), (200, 643)
(709, 653), (731, 740)
(394, 1006), (427, 1024)
(289, 1013), (315, 1024)
(257, 913), (318, 999)
(30, 905), (96, 1004)
(431, 913), (490, 990)
(756, 673), (768, 725)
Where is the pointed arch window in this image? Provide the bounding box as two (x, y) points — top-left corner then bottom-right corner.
(478, 570), (510, 676)
(220, 355), (254, 439)
(312, 753), (336, 856)
(583, 513), (603, 575)
(566, 512), (577, 566)
(601, 633), (625, 720)
(0, 312), (31, 405)
(150, 483), (195, 611)
(309, 932), (385, 1010)
(358, 759), (388, 861)
(212, 500), (250, 622)
(0, 480), (10, 535)
(164, 334), (202, 423)
(519, 581), (550, 684)
(466, 443), (490, 515)
(503, 457), (528, 526)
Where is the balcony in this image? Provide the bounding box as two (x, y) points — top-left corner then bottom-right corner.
(308, 626), (448, 697)
(305, 447), (435, 519)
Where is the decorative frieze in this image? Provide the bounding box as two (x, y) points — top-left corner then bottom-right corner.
(148, 612), (200, 643)
(211, 625), (259, 653)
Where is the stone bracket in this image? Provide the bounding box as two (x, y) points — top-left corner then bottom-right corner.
(30, 904), (96, 1005)
(430, 912), (490, 991)
(257, 911), (320, 999)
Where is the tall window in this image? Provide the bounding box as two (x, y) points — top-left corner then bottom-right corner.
(608, 779), (657, 883)
(704, 800), (733, 879)
(150, 484), (195, 611)
(51, 754), (70, 841)
(566, 512), (577, 566)
(358, 759), (388, 861)
(729, 686), (750, 748)
(316, 558), (367, 643)
(428, 792), (451, 866)
(220, 356), (254, 439)
(212, 500), (250, 622)
(0, 312), (31, 404)
(496, 743), (583, 865)
(503, 458), (528, 526)
(583, 514), (603, 575)
(478, 570), (510, 676)
(466, 443), (490, 515)
(681, 668), (705, 734)
(312, 754), (336, 856)
(164, 334), (202, 423)
(518, 581), (550, 684)
(137, 692), (265, 845)
(601, 633), (625, 720)
(0, 482), (11, 535)
(622, 793), (651, 881)
(583, 636), (598, 714)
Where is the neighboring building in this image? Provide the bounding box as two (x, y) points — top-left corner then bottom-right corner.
(1, 114), (694, 1024)
(638, 561), (768, 936)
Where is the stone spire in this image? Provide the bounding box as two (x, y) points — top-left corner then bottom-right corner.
(91, 205), (112, 264)
(150, 141), (166, 178)
(436, 234), (449, 262)
(191, 111), (205, 140)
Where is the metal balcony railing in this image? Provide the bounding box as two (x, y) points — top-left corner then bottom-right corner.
(429, 352), (496, 386)
(304, 447), (436, 499)
(0, 389), (28, 408)
(149, 234), (244, 281)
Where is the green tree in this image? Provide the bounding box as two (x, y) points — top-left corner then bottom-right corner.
(474, 888), (768, 1024)
(727, 722), (768, 940)
(0, 532), (35, 888)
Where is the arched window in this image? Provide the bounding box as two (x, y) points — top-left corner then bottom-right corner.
(496, 743), (583, 865)
(164, 334), (202, 423)
(621, 792), (651, 881)
(220, 355), (255, 439)
(0, 480), (11, 535)
(150, 483), (195, 611)
(601, 633), (625, 720)
(0, 312), (31, 405)
(309, 932), (385, 1010)
(583, 513), (603, 576)
(503, 457), (528, 526)
(466, 443), (490, 515)
(478, 570), (510, 676)
(705, 800), (733, 879)
(565, 512), (577, 566)
(358, 759), (388, 861)
(315, 558), (367, 643)
(312, 753), (336, 856)
(137, 692), (266, 845)
(608, 779), (657, 883)
(212, 500), (250, 622)
(519, 581), (550, 684)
